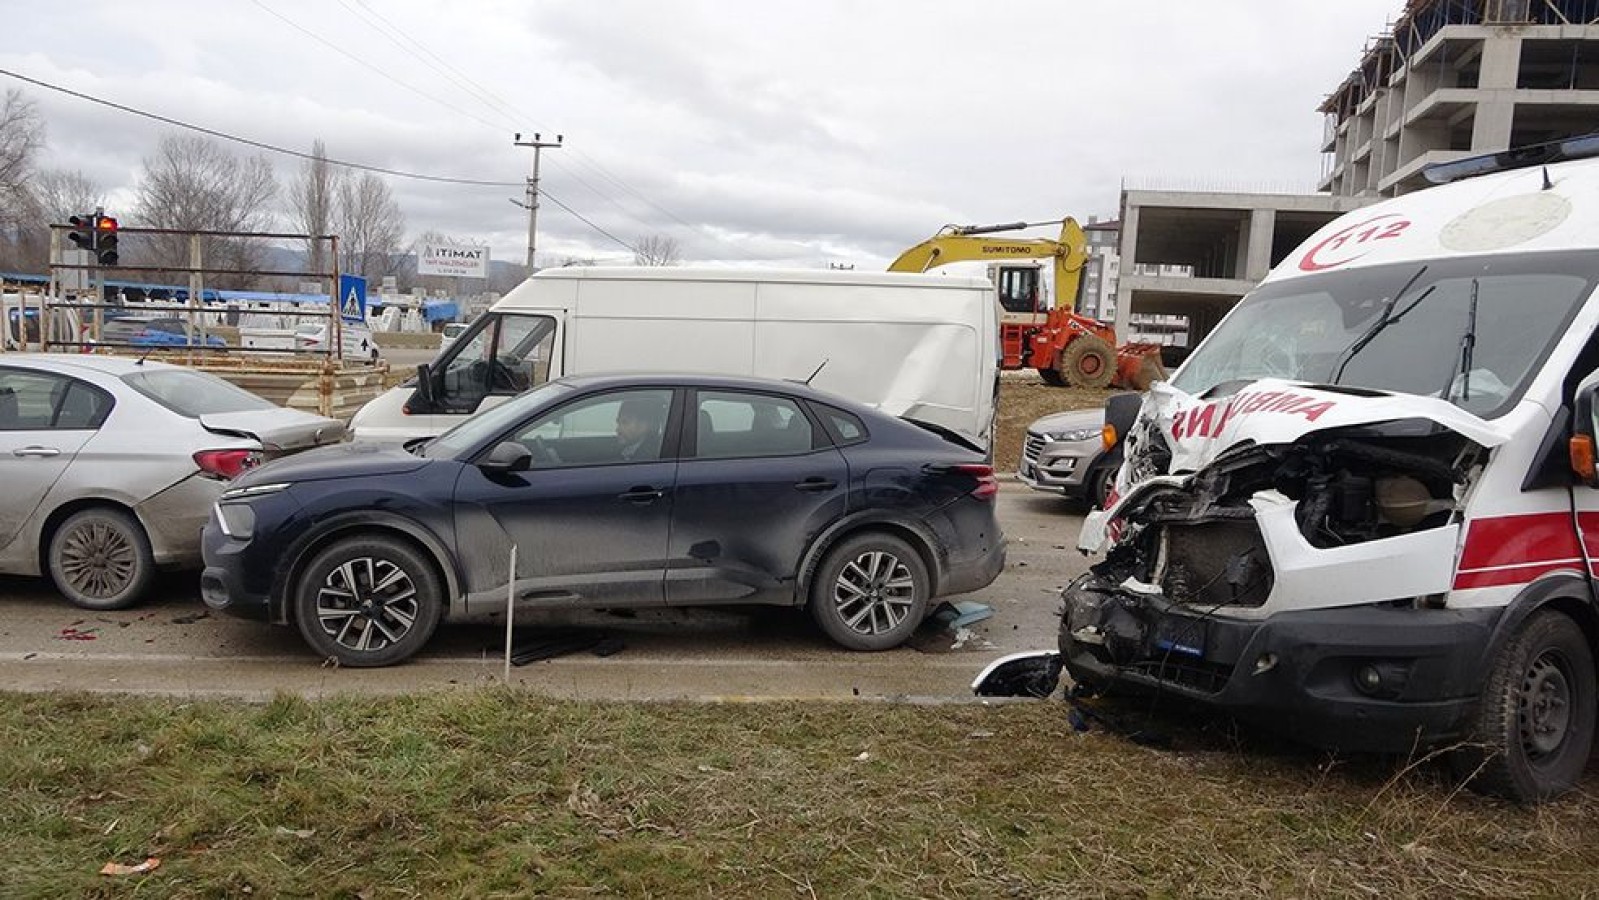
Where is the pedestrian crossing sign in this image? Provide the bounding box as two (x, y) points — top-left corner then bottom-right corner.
(337, 274), (367, 322)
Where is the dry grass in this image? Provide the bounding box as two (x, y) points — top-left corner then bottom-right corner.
(3, 691), (1597, 898)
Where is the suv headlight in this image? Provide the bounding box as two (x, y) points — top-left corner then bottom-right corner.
(1045, 427), (1101, 442)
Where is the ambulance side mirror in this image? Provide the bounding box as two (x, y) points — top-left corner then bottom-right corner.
(1571, 379), (1599, 487)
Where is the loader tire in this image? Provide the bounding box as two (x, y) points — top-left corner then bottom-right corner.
(1058, 336), (1115, 389)
(1038, 367), (1067, 387)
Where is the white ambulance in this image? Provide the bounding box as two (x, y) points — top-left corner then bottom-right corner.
(980, 135), (1599, 802)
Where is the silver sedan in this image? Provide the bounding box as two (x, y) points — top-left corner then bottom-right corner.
(0, 354), (344, 609)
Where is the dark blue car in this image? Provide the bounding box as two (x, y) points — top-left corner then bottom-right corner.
(201, 373), (1006, 666)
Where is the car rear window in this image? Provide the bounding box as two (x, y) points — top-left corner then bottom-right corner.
(122, 369), (278, 417)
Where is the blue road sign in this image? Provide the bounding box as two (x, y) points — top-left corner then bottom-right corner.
(338, 274), (367, 322)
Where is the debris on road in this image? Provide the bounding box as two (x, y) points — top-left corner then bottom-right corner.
(507, 630), (624, 666)
(171, 611), (210, 625)
(99, 857), (160, 876)
(57, 625), (98, 641)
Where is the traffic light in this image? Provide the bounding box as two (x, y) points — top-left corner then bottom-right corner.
(67, 214), (96, 254)
(94, 215), (119, 266)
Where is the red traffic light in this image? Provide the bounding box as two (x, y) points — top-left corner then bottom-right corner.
(67, 214), (94, 248)
(95, 215), (118, 232)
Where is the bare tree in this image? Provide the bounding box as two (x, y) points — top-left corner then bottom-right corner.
(289, 139), (341, 277)
(134, 135), (278, 289)
(0, 89), (45, 271)
(633, 233), (682, 266)
(336, 171), (405, 280)
(30, 169), (103, 224)
(0, 89), (43, 202)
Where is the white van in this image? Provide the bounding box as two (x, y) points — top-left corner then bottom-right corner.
(349, 266), (1000, 450)
(979, 135), (1599, 802)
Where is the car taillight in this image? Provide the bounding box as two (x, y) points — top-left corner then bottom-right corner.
(950, 463), (999, 500)
(194, 449), (263, 480)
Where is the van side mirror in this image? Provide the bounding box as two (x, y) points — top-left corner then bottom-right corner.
(479, 441), (532, 474)
(414, 363), (436, 408)
(1572, 380), (1599, 486)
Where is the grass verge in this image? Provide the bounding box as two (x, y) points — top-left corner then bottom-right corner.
(3, 691), (1596, 898)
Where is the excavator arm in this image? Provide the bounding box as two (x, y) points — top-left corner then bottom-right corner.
(887, 219), (1090, 311)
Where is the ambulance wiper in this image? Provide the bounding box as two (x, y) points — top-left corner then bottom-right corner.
(1331, 265), (1433, 384)
(1445, 278), (1480, 402)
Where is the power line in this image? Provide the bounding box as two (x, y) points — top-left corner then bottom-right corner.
(0, 66), (521, 186)
(541, 191), (639, 255)
(249, 0), (514, 135)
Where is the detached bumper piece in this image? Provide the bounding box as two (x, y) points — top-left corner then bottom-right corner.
(1058, 573), (1500, 753)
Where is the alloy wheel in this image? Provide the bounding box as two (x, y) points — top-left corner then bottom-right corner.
(313, 557), (421, 654)
(56, 520), (138, 601)
(831, 550), (916, 637)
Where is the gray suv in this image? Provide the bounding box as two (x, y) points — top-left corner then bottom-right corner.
(1016, 407), (1115, 507)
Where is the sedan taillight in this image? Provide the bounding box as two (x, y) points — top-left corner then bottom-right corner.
(948, 463), (999, 500)
(194, 449), (264, 480)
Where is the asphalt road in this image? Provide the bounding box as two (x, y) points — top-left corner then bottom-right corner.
(0, 483), (1094, 701)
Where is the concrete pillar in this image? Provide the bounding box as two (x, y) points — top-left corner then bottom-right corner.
(1471, 34), (1521, 149)
(1114, 202), (1139, 340)
(1244, 208), (1276, 281)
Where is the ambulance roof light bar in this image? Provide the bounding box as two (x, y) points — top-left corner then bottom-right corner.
(1422, 133), (1599, 185)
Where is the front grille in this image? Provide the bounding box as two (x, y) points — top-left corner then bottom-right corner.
(1023, 433), (1045, 464)
(1156, 518), (1273, 608)
(1129, 655), (1235, 695)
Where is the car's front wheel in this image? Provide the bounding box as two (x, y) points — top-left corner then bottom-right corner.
(48, 508), (154, 610)
(809, 533), (929, 650)
(293, 535), (443, 667)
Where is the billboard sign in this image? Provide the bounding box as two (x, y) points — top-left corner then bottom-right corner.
(418, 241), (490, 278)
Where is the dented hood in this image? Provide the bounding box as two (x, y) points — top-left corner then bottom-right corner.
(1142, 378), (1511, 475)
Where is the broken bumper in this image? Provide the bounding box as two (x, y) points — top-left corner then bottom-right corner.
(1059, 577), (1501, 752)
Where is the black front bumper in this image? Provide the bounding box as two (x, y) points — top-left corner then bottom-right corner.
(1059, 575), (1502, 753)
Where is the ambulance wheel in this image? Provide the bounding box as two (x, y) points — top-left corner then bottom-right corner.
(1453, 610), (1595, 802)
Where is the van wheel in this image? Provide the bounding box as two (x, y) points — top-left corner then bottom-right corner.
(1453, 610), (1596, 802)
(809, 533), (929, 651)
(48, 508), (154, 610)
(293, 535), (443, 667)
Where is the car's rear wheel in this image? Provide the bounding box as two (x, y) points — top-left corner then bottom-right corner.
(48, 508), (154, 610)
(293, 535), (443, 667)
(809, 533), (929, 650)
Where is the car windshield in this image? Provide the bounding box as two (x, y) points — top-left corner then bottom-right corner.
(1170, 250), (1599, 418)
(422, 381), (574, 459)
(122, 368), (278, 417)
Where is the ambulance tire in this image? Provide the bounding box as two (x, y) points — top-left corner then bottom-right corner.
(1454, 610), (1596, 802)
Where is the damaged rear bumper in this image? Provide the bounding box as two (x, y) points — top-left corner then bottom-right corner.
(1059, 576), (1501, 753)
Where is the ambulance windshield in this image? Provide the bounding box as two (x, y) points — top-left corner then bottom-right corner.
(1170, 251), (1599, 418)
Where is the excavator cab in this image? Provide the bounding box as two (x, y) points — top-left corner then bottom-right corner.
(993, 263), (1045, 316)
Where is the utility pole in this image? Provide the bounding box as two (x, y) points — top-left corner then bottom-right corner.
(513, 132), (562, 271)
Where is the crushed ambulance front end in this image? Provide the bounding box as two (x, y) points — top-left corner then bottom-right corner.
(1060, 379), (1518, 751)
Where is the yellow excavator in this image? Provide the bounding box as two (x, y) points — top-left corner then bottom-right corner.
(889, 218), (1165, 389)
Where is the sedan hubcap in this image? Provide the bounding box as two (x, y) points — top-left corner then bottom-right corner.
(314, 557), (419, 654)
(1519, 651), (1573, 758)
(832, 550), (915, 636)
(58, 521), (136, 599)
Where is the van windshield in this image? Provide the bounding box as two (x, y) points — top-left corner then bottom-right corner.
(1170, 251), (1599, 418)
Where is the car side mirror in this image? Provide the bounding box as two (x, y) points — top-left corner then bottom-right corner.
(480, 440), (532, 474)
(1571, 379), (1599, 487)
(414, 363), (436, 407)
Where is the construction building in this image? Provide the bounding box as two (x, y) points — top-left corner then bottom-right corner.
(1321, 0), (1599, 197)
(1111, 0), (1599, 352)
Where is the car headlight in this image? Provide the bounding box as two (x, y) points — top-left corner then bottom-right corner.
(214, 502), (257, 540)
(1045, 427), (1101, 442)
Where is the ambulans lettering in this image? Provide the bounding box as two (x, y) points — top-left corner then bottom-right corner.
(1170, 391), (1337, 440)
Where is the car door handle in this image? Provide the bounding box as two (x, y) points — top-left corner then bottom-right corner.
(794, 477), (838, 492)
(12, 446), (60, 458)
(618, 486), (664, 504)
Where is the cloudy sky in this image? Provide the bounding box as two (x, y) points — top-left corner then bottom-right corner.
(3, 0), (1400, 270)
